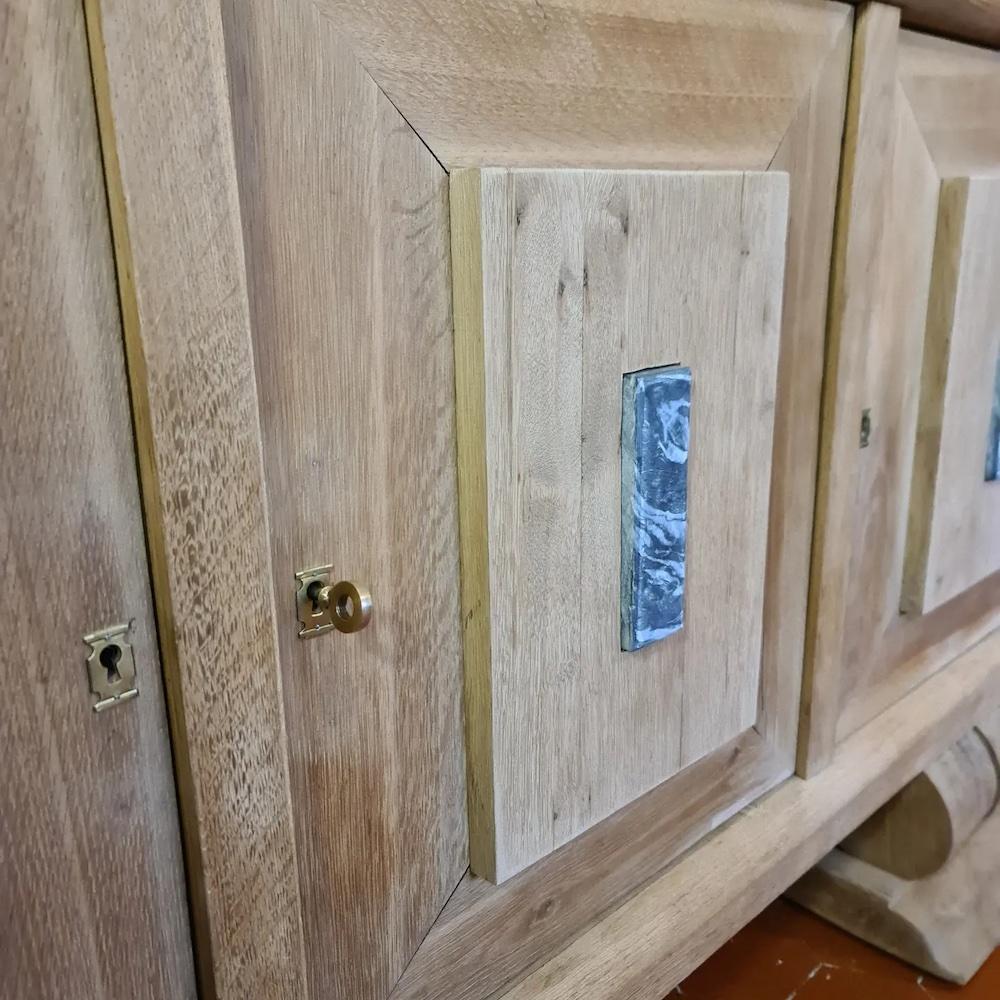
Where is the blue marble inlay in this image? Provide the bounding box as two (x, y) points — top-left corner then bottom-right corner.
(621, 366), (691, 652)
(985, 349), (1000, 482)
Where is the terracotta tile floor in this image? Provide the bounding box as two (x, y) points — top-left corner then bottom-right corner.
(671, 898), (1000, 999)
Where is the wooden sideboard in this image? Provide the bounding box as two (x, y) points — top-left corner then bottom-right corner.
(2, 2), (999, 998)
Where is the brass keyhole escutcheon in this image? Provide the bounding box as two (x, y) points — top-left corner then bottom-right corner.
(83, 624), (139, 712)
(295, 566), (373, 638)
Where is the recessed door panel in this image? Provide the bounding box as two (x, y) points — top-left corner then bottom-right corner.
(452, 168), (789, 881)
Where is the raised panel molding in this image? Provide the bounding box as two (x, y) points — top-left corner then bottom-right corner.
(315, 0), (850, 169)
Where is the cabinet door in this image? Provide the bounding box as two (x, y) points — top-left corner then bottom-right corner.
(801, 4), (1000, 775)
(227, 0), (848, 992)
(95, 0), (850, 997)
(0, 1), (196, 997)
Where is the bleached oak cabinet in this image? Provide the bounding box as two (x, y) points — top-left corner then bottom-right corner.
(3, 2), (1000, 1000)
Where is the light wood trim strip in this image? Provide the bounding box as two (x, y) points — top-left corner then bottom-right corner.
(500, 628), (1000, 1000)
(83, 2), (308, 997)
(450, 168), (499, 882)
(899, 178), (969, 614)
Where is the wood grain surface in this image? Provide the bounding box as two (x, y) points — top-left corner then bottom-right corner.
(83, 0), (309, 996)
(393, 7), (849, 993)
(499, 629), (1000, 1000)
(898, 30), (1000, 177)
(840, 726), (999, 878)
(830, 26), (1000, 738)
(800, 3), (1000, 774)
(801, 1), (904, 775)
(452, 168), (788, 881)
(0, 0), (195, 995)
(760, 18), (853, 763)
(315, 0), (850, 169)
(902, 177), (1000, 613)
(222, 2), (467, 996)
(392, 729), (784, 1000)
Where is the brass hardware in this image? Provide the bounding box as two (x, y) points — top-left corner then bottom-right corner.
(318, 580), (373, 634)
(83, 623), (138, 712)
(295, 566), (372, 638)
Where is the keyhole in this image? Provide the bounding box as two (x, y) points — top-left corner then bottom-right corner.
(99, 643), (122, 684)
(306, 580), (324, 616)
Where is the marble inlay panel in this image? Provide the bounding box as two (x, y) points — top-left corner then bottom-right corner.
(986, 348), (1000, 482)
(621, 365), (691, 651)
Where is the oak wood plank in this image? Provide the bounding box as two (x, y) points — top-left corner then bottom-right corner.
(0, 2), (196, 996)
(800, 1), (903, 774)
(902, 33), (1000, 180)
(221, 2), (467, 995)
(315, 0), (850, 169)
(836, 573), (1000, 738)
(898, 30), (1000, 177)
(833, 75), (940, 691)
(898, 31), (1000, 178)
(83, 1), (309, 995)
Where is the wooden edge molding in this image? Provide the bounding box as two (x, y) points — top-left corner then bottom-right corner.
(392, 729), (786, 1000)
(851, 0), (1000, 47)
(799, 0), (902, 777)
(498, 628), (1000, 1000)
(82, 1), (309, 998)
